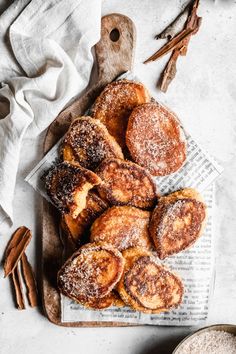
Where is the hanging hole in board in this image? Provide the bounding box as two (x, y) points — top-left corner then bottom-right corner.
(110, 28), (120, 42)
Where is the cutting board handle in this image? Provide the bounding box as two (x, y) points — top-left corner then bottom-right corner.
(44, 13), (136, 153)
(96, 13), (136, 83)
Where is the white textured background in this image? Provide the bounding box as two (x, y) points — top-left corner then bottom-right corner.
(1, 1), (236, 353)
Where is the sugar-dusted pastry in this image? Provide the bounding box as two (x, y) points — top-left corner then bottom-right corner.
(61, 192), (108, 251)
(45, 161), (101, 219)
(58, 242), (124, 307)
(96, 158), (157, 209)
(149, 188), (207, 259)
(126, 102), (187, 176)
(60, 116), (123, 171)
(90, 206), (152, 251)
(117, 247), (184, 313)
(78, 291), (122, 310)
(92, 80), (150, 150)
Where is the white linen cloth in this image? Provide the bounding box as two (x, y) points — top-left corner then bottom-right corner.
(0, 0), (101, 225)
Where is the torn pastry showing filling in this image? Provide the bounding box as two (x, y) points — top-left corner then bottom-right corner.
(44, 161), (101, 219)
(60, 192), (108, 253)
(60, 116), (123, 171)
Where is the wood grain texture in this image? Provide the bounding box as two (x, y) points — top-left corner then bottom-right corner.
(42, 14), (136, 327)
(44, 13), (136, 153)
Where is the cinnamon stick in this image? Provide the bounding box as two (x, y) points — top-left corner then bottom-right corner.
(158, 0), (202, 92)
(21, 253), (38, 307)
(160, 17), (201, 92)
(179, 0), (201, 56)
(155, 2), (190, 40)
(11, 264), (25, 310)
(144, 26), (195, 64)
(4, 226), (32, 277)
(160, 48), (180, 92)
(145, 0), (201, 65)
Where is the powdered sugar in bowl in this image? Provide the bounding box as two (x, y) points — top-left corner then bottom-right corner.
(173, 324), (236, 354)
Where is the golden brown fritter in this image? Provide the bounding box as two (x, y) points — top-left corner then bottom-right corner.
(149, 188), (207, 259)
(96, 158), (157, 209)
(58, 242), (124, 306)
(126, 102), (187, 176)
(44, 161), (101, 219)
(117, 248), (184, 313)
(61, 192), (109, 251)
(90, 206), (152, 251)
(92, 80), (150, 150)
(60, 116), (123, 170)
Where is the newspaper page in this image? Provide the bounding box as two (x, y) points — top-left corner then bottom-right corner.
(25, 73), (223, 326)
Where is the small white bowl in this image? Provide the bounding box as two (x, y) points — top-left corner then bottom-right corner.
(173, 324), (236, 353)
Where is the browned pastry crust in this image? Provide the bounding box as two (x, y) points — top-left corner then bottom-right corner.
(96, 158), (157, 209)
(126, 102), (187, 176)
(79, 291), (122, 310)
(67, 290), (124, 310)
(112, 290), (125, 307)
(149, 188), (207, 259)
(90, 206), (152, 252)
(117, 248), (184, 313)
(44, 161), (101, 219)
(61, 192), (109, 251)
(58, 242), (124, 306)
(92, 79), (150, 150)
(60, 116), (123, 171)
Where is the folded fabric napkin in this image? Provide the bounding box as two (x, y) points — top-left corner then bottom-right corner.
(0, 0), (101, 225)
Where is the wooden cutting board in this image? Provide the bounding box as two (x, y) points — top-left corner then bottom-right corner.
(42, 13), (136, 326)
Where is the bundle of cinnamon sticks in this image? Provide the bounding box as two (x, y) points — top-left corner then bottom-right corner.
(144, 0), (202, 92)
(4, 226), (38, 310)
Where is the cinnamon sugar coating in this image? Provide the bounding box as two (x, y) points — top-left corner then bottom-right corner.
(61, 192), (108, 252)
(126, 102), (187, 176)
(117, 247), (184, 313)
(149, 188), (207, 259)
(96, 158), (157, 209)
(61, 116), (123, 170)
(92, 80), (150, 150)
(58, 242), (124, 306)
(45, 161), (101, 218)
(90, 206), (152, 251)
